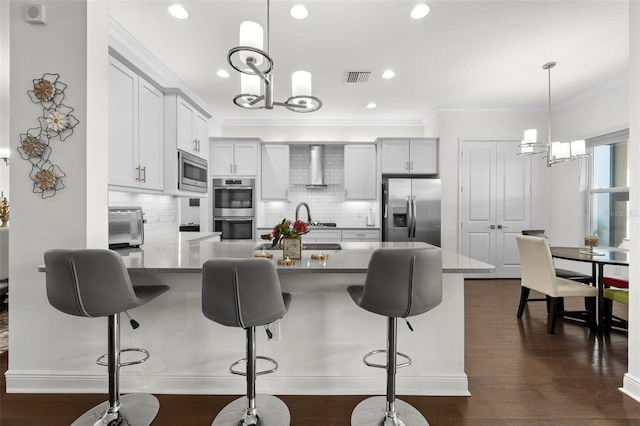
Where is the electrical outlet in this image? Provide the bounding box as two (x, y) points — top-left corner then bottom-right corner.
(614, 266), (622, 276)
(266, 322), (281, 341)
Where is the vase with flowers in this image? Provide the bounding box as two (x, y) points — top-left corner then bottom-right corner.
(261, 218), (309, 260)
(0, 192), (8, 228)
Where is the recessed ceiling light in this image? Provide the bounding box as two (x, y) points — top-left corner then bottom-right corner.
(410, 4), (430, 19)
(217, 70), (230, 78)
(366, 103), (377, 109)
(290, 5), (309, 20)
(381, 70), (395, 79)
(168, 4), (189, 20)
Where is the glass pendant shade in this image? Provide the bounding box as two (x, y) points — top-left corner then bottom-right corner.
(523, 129), (537, 144)
(291, 71), (312, 97)
(241, 73), (261, 96)
(239, 21), (264, 66)
(551, 142), (571, 161)
(570, 139), (586, 156)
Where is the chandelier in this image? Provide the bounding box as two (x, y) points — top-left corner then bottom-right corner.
(519, 62), (589, 166)
(227, 0), (322, 113)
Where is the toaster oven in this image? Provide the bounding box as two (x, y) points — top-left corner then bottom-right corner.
(108, 206), (145, 248)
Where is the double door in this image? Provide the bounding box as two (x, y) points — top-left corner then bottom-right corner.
(460, 141), (531, 278)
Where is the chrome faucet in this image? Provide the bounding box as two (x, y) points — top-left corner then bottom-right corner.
(295, 202), (313, 224)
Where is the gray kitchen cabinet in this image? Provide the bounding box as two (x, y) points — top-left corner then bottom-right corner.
(261, 145), (290, 200)
(166, 93), (209, 160)
(108, 56), (163, 191)
(381, 138), (438, 174)
(344, 144), (376, 200)
(341, 229), (380, 242)
(211, 141), (258, 177)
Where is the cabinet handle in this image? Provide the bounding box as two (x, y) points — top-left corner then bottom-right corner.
(230, 164), (233, 173)
(194, 139), (199, 152)
(410, 161), (414, 170)
(497, 225), (509, 229)
(234, 164), (237, 173)
(135, 166), (141, 182)
(405, 161), (409, 171)
(285, 188), (289, 197)
(141, 166), (146, 183)
(345, 188), (348, 197)
(488, 225), (496, 229)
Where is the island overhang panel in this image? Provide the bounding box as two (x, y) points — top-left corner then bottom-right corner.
(8, 238), (493, 396)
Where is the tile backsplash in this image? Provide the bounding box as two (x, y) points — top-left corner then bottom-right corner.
(109, 191), (177, 238)
(259, 145), (378, 228)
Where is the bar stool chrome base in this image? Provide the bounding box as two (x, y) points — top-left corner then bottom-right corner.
(351, 396), (428, 426)
(212, 394), (290, 426)
(71, 393), (160, 426)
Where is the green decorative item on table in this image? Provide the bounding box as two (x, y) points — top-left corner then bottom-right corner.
(261, 218), (309, 260)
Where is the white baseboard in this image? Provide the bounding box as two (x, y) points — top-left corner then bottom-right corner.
(621, 373), (640, 402)
(5, 370), (470, 396)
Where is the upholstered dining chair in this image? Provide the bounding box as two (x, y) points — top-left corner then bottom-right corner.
(516, 235), (597, 334)
(603, 288), (629, 334)
(521, 230), (593, 284)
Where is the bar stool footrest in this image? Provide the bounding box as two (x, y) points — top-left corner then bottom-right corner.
(229, 355), (279, 376)
(96, 348), (150, 367)
(363, 349), (412, 369)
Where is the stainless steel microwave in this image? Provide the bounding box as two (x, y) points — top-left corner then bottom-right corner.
(178, 150), (207, 193)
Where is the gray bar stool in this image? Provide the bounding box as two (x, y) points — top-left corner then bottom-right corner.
(348, 247), (443, 426)
(44, 249), (169, 426)
(202, 258), (291, 426)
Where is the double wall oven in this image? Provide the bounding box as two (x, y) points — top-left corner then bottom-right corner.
(213, 178), (255, 240)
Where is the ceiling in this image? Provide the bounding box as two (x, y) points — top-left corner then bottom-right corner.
(108, 0), (629, 124)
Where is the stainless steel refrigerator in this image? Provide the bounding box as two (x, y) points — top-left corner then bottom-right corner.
(382, 178), (441, 247)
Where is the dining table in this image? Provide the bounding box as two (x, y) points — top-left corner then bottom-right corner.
(550, 246), (629, 333)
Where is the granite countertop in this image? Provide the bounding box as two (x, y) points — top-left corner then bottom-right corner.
(256, 226), (380, 231)
(115, 234), (494, 275)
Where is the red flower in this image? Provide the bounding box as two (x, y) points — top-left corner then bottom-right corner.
(293, 220), (308, 235)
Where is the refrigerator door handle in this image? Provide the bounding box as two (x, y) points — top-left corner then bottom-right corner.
(412, 197), (417, 238)
(407, 197), (413, 238)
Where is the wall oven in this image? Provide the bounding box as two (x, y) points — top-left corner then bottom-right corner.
(178, 150), (208, 193)
(213, 178), (255, 240)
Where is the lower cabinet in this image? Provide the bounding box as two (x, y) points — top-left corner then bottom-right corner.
(341, 229), (380, 242)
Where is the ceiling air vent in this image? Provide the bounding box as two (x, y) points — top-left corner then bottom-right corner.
(344, 70), (371, 84)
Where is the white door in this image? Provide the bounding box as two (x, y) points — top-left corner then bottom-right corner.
(460, 140), (531, 278)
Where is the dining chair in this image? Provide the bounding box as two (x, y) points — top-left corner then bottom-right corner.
(603, 288), (629, 334)
(516, 235), (597, 334)
(521, 230), (592, 284)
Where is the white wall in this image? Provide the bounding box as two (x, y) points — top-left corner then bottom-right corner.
(0, 0), (10, 198)
(623, 0), (640, 403)
(435, 108), (550, 252)
(548, 83), (629, 246)
(221, 121), (424, 142)
(8, 0), (109, 374)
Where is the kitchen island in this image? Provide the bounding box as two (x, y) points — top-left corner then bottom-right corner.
(10, 234), (493, 397)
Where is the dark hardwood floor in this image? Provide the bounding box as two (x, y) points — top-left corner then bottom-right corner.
(2, 279), (639, 425)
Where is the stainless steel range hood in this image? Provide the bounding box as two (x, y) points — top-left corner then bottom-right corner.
(307, 145), (327, 189)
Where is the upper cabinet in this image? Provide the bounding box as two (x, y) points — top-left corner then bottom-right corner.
(211, 141), (258, 177)
(381, 139), (438, 175)
(344, 144), (376, 200)
(108, 56), (163, 191)
(261, 144), (289, 200)
(166, 94), (209, 160)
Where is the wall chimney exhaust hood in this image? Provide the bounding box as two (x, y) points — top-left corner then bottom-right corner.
(307, 145), (327, 189)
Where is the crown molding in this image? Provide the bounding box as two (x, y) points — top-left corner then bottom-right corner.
(554, 74), (629, 112)
(222, 119), (425, 128)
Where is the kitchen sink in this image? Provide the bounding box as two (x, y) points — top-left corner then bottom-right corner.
(254, 242), (342, 251)
(307, 222), (337, 228)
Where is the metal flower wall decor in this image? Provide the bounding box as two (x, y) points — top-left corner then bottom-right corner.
(18, 73), (78, 198)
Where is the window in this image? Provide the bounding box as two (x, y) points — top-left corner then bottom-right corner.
(587, 129), (629, 248)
